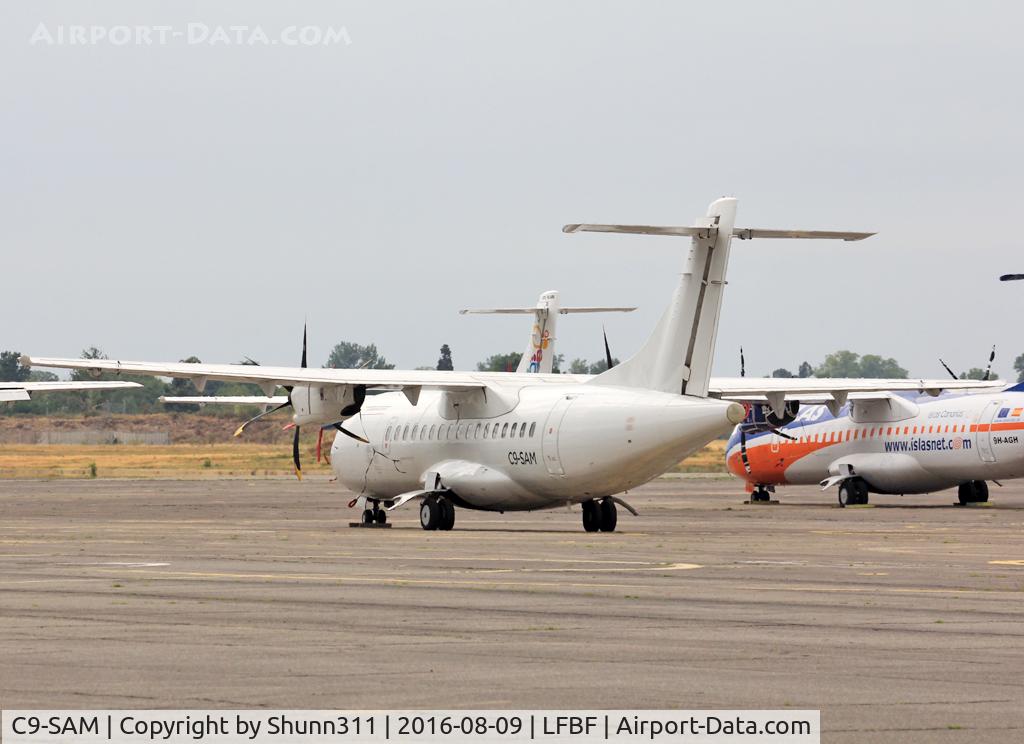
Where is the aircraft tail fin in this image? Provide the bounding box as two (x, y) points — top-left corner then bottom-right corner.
(572, 198), (738, 396)
(460, 292), (635, 373)
(564, 198), (872, 396)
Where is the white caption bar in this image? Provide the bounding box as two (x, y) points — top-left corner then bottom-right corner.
(2, 711), (819, 744)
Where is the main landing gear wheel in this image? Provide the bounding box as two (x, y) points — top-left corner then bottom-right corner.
(439, 499), (455, 531)
(958, 480), (989, 505)
(420, 496), (455, 530)
(374, 508), (387, 525)
(838, 478), (869, 507)
(599, 498), (617, 532)
(361, 509), (375, 524)
(420, 499), (441, 530)
(582, 501), (601, 532)
(751, 487), (771, 502)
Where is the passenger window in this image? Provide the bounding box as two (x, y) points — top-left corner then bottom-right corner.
(529, 422), (536, 437)
(501, 422), (509, 438)
(447, 424), (454, 440)
(510, 423), (518, 437)
(520, 424), (527, 438)
(385, 426), (392, 440)
(475, 423), (482, 439)
(401, 425), (408, 440)
(457, 425), (464, 439)
(411, 425), (419, 440)
(428, 424), (436, 440)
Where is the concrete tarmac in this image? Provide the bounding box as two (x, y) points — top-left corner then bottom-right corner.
(1, 476), (1022, 742)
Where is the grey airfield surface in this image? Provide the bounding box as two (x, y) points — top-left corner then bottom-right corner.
(1, 476), (1022, 743)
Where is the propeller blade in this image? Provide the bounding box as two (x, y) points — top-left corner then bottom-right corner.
(300, 323), (308, 369)
(770, 427), (797, 441)
(333, 423), (370, 444)
(1000, 274), (1024, 281)
(233, 400), (292, 438)
(938, 358), (958, 381)
(292, 425), (302, 480)
(740, 346), (745, 378)
(603, 326), (615, 370)
(983, 345), (996, 381)
(739, 427), (751, 475)
(316, 427), (324, 464)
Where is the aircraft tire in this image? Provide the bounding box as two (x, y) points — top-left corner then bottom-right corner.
(374, 509), (387, 525)
(837, 482), (852, 508)
(361, 509), (375, 524)
(958, 482), (976, 505)
(853, 479), (869, 505)
(439, 499), (455, 531)
(973, 480), (989, 503)
(599, 499), (617, 532)
(420, 499), (441, 530)
(752, 489), (770, 502)
(582, 501), (601, 532)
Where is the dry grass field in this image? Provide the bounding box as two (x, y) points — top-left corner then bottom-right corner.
(0, 443), (326, 479)
(671, 438), (727, 472)
(0, 439), (730, 478)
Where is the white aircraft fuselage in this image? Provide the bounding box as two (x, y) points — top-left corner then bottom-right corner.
(334, 382), (743, 510)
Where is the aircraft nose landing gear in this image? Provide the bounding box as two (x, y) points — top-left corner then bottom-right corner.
(352, 499), (391, 528)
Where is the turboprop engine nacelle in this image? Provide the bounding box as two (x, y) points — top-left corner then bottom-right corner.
(289, 384), (365, 427)
(740, 400), (800, 432)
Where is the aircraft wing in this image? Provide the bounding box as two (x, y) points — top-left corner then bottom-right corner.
(710, 377), (1004, 415)
(159, 396), (289, 405)
(21, 356), (489, 395)
(0, 380), (141, 402)
(710, 377), (1004, 401)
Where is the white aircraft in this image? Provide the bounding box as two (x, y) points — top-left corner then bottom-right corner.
(1, 380), (141, 403)
(27, 197), (942, 531)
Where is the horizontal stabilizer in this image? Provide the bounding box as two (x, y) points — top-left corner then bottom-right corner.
(733, 228), (874, 241)
(563, 223), (716, 239)
(0, 389), (31, 402)
(461, 306), (635, 314)
(563, 223), (874, 242)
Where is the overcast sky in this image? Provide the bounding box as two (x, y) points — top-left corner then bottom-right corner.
(3, 1), (1022, 379)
